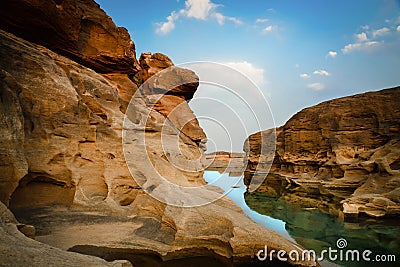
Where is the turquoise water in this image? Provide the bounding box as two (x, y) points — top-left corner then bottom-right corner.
(204, 171), (400, 267)
(204, 171), (294, 241)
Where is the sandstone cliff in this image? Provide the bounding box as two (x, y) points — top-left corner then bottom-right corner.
(0, 0), (315, 266)
(244, 87), (400, 220)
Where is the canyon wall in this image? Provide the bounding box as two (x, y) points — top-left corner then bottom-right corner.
(244, 87), (400, 220)
(0, 0), (315, 266)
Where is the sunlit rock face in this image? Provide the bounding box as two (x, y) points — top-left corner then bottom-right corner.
(0, 0), (140, 74)
(245, 87), (400, 220)
(0, 1), (316, 266)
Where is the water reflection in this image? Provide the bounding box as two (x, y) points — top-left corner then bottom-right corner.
(245, 193), (400, 267)
(204, 171), (294, 241)
(204, 171), (400, 267)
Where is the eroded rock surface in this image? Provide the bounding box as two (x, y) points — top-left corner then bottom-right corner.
(0, 1), (315, 265)
(0, 0), (139, 74)
(245, 87), (400, 220)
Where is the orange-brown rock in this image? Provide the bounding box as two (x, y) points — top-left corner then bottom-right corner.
(139, 52), (199, 101)
(0, 1), (316, 266)
(138, 52), (205, 144)
(0, 26), (314, 267)
(151, 94), (206, 143)
(0, 0), (139, 74)
(245, 87), (400, 220)
(139, 52), (174, 81)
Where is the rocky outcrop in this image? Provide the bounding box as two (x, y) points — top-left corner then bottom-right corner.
(245, 87), (400, 220)
(138, 52), (206, 144)
(205, 152), (246, 175)
(0, 202), (132, 267)
(0, 1), (315, 266)
(0, 0), (139, 74)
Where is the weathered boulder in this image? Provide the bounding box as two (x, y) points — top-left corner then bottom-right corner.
(139, 52), (199, 101)
(245, 87), (400, 219)
(138, 52), (206, 144)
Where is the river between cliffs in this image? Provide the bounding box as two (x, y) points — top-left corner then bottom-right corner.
(204, 171), (400, 267)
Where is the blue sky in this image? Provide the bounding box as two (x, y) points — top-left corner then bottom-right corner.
(97, 0), (400, 151)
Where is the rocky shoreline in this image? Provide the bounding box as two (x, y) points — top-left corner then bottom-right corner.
(244, 87), (400, 221)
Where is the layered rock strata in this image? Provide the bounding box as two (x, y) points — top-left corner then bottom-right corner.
(244, 87), (400, 220)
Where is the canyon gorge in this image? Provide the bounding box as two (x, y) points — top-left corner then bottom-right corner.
(0, 0), (315, 266)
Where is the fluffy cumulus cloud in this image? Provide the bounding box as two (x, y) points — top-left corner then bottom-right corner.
(307, 83), (325, 91)
(341, 22), (398, 54)
(156, 0), (242, 34)
(356, 32), (368, 42)
(372, 27), (390, 38)
(327, 51), (337, 58)
(185, 0), (218, 20)
(342, 41), (380, 54)
(313, 70), (330, 76)
(156, 11), (179, 35)
(397, 25), (400, 32)
(299, 73), (310, 79)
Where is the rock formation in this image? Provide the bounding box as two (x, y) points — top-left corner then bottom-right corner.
(244, 87), (400, 220)
(205, 152), (246, 175)
(0, 0), (139, 74)
(0, 0), (316, 266)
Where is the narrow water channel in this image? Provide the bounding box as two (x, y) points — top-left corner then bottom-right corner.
(204, 171), (400, 267)
(204, 171), (295, 242)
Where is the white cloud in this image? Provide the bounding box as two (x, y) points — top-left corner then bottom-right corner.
(185, 0), (218, 20)
(313, 70), (330, 76)
(327, 51), (337, 58)
(156, 0), (241, 34)
(224, 61), (265, 86)
(397, 25), (400, 32)
(214, 12), (224, 25)
(365, 41), (380, 47)
(372, 27), (390, 38)
(342, 43), (362, 53)
(342, 41), (381, 54)
(356, 32), (368, 42)
(156, 12), (179, 35)
(213, 12), (243, 25)
(361, 25), (370, 30)
(256, 18), (269, 23)
(262, 25), (276, 34)
(299, 73), (310, 79)
(307, 83), (325, 91)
